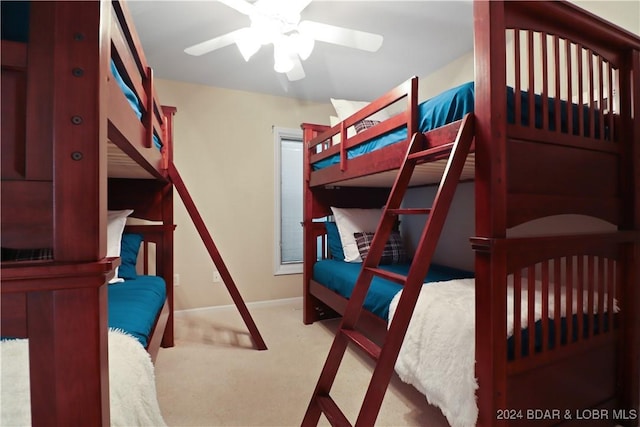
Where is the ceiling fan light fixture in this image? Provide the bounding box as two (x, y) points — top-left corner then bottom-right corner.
(289, 32), (314, 61)
(273, 42), (295, 73)
(185, 0), (385, 82)
(273, 57), (295, 73)
(235, 28), (261, 61)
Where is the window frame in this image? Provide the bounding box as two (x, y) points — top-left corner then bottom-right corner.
(273, 126), (304, 275)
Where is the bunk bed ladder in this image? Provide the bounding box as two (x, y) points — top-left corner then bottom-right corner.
(168, 163), (268, 350)
(302, 113), (474, 426)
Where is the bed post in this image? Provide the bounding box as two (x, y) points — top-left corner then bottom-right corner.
(473, 1), (509, 425)
(161, 106), (177, 348)
(619, 47), (640, 421)
(26, 1), (112, 425)
(302, 123), (321, 324)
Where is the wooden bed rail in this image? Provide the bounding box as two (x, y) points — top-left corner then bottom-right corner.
(124, 224), (176, 275)
(0, 259), (114, 425)
(306, 76), (418, 171)
(505, 1), (640, 56)
(124, 223), (176, 352)
(472, 231), (640, 421)
(111, 0), (165, 148)
(108, 0), (171, 178)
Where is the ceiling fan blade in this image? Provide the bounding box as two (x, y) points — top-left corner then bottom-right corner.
(298, 20), (383, 52)
(218, 0), (255, 16)
(254, 0), (310, 14)
(286, 57), (306, 81)
(291, 0), (312, 14)
(184, 29), (245, 56)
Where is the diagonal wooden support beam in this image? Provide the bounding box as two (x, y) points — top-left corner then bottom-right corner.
(168, 163), (267, 350)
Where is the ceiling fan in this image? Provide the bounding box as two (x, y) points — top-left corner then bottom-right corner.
(183, 0), (384, 81)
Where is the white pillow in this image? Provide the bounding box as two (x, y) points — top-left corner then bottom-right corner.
(330, 98), (390, 123)
(107, 209), (134, 283)
(331, 207), (382, 262)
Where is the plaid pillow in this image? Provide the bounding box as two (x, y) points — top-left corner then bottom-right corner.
(354, 231), (407, 265)
(1, 247), (53, 262)
(354, 119), (380, 133)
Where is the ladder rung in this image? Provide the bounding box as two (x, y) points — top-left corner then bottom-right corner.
(387, 208), (431, 216)
(407, 142), (455, 162)
(317, 394), (351, 427)
(364, 267), (407, 285)
(341, 329), (381, 361)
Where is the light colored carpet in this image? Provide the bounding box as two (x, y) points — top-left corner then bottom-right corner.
(155, 298), (450, 427)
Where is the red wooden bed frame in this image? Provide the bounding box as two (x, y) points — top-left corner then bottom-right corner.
(301, 1), (640, 425)
(1, 1), (175, 425)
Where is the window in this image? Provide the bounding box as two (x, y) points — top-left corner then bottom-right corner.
(273, 127), (303, 275)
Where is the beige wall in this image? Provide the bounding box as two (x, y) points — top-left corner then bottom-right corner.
(155, 79), (333, 311)
(573, 0), (640, 35)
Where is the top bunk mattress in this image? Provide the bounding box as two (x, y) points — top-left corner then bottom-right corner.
(313, 82), (474, 171)
(312, 81), (604, 172)
(110, 59), (162, 151)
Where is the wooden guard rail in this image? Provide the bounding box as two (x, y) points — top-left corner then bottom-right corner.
(307, 77), (419, 171)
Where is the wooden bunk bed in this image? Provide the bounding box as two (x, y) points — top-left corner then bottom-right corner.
(1, 1), (176, 424)
(301, 1), (640, 426)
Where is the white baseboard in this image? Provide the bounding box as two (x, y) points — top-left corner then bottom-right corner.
(174, 296), (303, 316)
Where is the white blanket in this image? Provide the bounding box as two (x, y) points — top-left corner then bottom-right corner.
(388, 278), (617, 427)
(0, 329), (166, 427)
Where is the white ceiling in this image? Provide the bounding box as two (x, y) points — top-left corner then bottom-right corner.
(129, 1), (474, 103)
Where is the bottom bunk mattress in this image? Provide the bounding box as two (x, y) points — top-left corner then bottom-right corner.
(108, 275), (167, 348)
(313, 259), (474, 319)
(313, 262), (616, 427)
(389, 278), (617, 427)
(0, 329), (166, 426)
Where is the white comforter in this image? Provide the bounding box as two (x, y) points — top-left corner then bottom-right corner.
(0, 329), (166, 426)
(389, 278), (617, 427)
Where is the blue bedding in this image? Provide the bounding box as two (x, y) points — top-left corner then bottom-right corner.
(313, 260), (473, 320)
(313, 259), (611, 358)
(314, 81), (603, 171)
(110, 60), (163, 150)
(108, 275), (167, 348)
(508, 313), (611, 359)
(313, 82), (475, 171)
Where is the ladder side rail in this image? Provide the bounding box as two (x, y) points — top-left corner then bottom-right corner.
(167, 163), (267, 351)
(340, 132), (427, 330)
(302, 332), (353, 426)
(301, 133), (427, 427)
(355, 113), (475, 426)
(303, 114), (475, 427)
(402, 113), (475, 291)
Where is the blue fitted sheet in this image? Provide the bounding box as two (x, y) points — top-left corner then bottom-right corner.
(110, 60), (163, 150)
(313, 260), (473, 320)
(313, 81), (603, 171)
(508, 313), (611, 359)
(313, 260), (612, 358)
(108, 275), (167, 348)
(313, 82), (475, 171)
